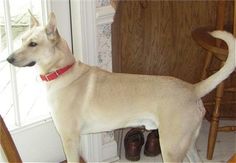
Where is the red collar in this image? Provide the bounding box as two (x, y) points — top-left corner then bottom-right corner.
(40, 63), (74, 82)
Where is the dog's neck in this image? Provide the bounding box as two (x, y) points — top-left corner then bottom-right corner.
(38, 38), (76, 75)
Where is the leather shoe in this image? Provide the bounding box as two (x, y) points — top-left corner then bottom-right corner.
(144, 130), (161, 156)
(124, 128), (144, 161)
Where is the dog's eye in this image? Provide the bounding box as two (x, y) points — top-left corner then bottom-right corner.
(28, 42), (38, 47)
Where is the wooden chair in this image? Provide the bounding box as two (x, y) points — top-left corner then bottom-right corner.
(228, 153), (236, 163)
(0, 115), (22, 162)
(192, 0), (236, 160)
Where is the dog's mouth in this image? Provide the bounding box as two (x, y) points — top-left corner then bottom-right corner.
(24, 61), (36, 67)
(7, 56), (36, 67)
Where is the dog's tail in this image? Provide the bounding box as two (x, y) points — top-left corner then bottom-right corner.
(194, 31), (236, 98)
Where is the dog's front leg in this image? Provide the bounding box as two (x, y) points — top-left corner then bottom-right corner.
(61, 135), (80, 163)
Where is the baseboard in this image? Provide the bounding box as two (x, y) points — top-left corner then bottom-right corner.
(102, 141), (119, 161)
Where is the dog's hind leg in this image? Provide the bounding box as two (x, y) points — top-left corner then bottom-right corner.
(61, 135), (80, 163)
(159, 137), (188, 162)
(158, 115), (201, 162)
(186, 143), (202, 163)
(159, 128), (192, 162)
(186, 124), (202, 163)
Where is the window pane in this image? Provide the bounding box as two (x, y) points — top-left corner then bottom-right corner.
(9, 0), (50, 126)
(0, 0), (50, 129)
(0, 0), (16, 129)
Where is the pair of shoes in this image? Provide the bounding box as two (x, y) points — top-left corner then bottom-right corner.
(124, 129), (161, 161)
(144, 130), (161, 157)
(124, 128), (144, 161)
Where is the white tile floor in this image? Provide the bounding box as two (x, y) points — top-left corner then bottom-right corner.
(117, 119), (236, 163)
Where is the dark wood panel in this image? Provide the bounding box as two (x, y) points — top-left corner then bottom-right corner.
(112, 0), (233, 83)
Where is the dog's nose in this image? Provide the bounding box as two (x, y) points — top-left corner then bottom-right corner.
(7, 57), (15, 63)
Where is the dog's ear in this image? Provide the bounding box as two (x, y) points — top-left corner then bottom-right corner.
(45, 12), (60, 42)
(28, 10), (39, 28)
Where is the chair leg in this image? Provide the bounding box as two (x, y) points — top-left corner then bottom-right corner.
(201, 52), (213, 80)
(207, 80), (225, 160)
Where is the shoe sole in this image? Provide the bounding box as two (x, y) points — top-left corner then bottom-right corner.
(125, 153), (141, 161)
(144, 149), (161, 157)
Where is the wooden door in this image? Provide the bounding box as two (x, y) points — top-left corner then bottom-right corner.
(112, 0), (233, 83)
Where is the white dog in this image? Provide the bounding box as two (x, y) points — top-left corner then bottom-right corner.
(7, 12), (236, 163)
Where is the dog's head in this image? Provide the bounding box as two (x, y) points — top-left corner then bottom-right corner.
(7, 11), (64, 69)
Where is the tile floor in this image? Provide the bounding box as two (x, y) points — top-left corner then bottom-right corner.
(117, 119), (236, 163)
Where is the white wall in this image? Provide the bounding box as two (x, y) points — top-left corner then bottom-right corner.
(11, 120), (65, 162)
(50, 0), (72, 49)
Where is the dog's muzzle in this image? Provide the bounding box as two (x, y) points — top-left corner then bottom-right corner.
(7, 57), (15, 64)
(7, 56), (36, 67)
(24, 61), (36, 67)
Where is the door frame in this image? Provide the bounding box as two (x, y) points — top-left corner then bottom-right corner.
(70, 1), (118, 162)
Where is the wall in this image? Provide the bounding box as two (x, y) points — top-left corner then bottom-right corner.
(96, 0), (113, 71)
(96, 0), (115, 147)
(11, 120), (65, 162)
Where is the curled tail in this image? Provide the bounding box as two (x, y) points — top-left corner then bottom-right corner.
(194, 31), (236, 98)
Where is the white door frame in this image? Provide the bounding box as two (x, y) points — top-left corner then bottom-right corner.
(70, 0), (97, 65)
(70, 1), (118, 162)
(49, 0), (72, 49)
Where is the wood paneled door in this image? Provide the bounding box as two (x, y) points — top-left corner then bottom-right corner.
(112, 0), (233, 83)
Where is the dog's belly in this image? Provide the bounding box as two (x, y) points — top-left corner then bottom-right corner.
(81, 114), (159, 134)
(124, 118), (158, 130)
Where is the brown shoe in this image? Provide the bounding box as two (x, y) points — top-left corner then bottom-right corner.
(144, 130), (161, 157)
(124, 128), (144, 161)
